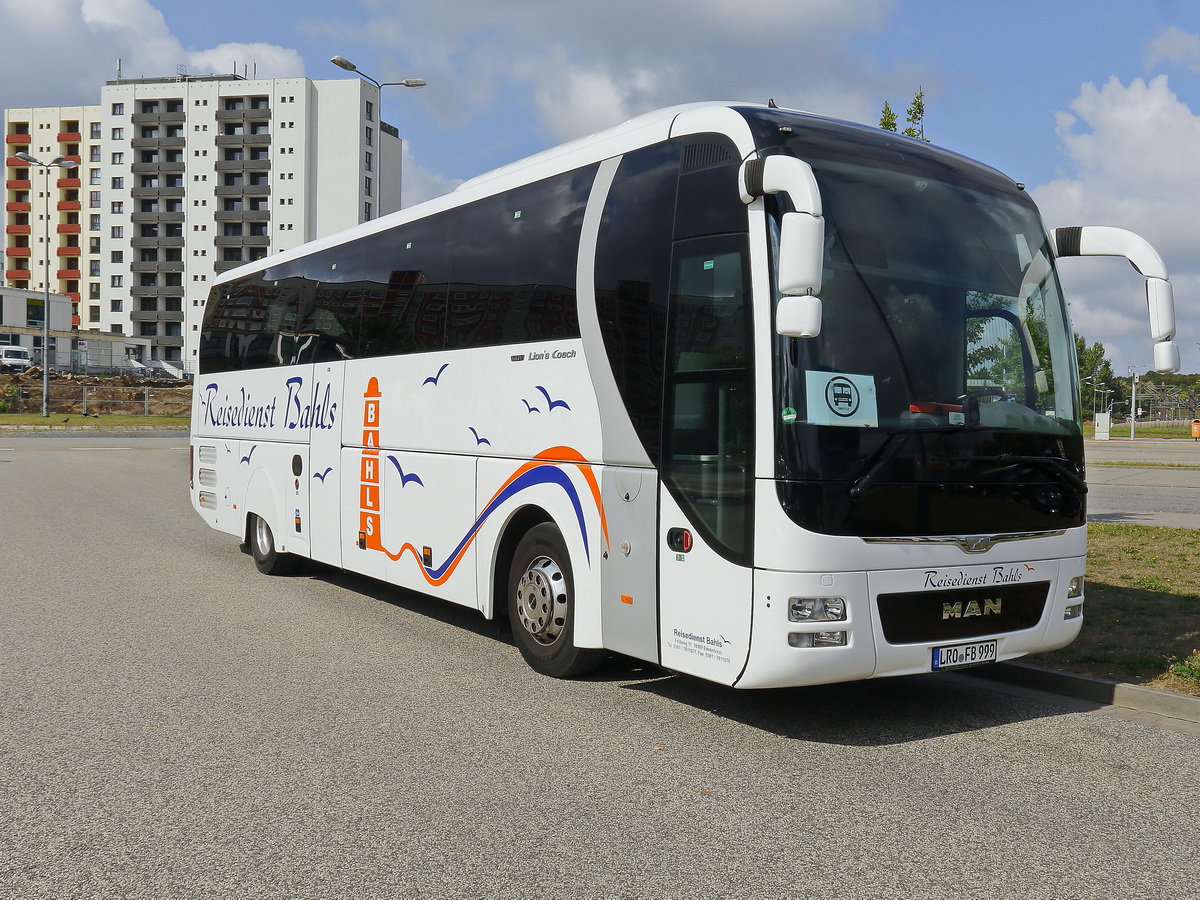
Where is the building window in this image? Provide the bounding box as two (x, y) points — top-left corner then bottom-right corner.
(223, 97), (245, 111)
(110, 251), (123, 263)
(365, 126), (373, 147)
(89, 306), (100, 323)
(365, 151), (372, 172)
(89, 191), (101, 208)
(90, 123), (101, 139)
(89, 169), (101, 185)
(139, 322), (157, 337)
(140, 298), (158, 311)
(89, 260), (101, 276)
(89, 215), (101, 231)
(90, 146), (101, 162)
(111, 226), (124, 239)
(111, 127), (124, 140)
(111, 103), (124, 115)
(89, 284), (100, 300)
(223, 248), (243, 262)
(110, 201), (123, 214)
(110, 300), (122, 312)
(365, 100), (374, 122)
(365, 176), (372, 197)
(111, 177), (124, 189)
(112, 151), (124, 165)
(140, 101), (159, 114)
(110, 275), (123, 288)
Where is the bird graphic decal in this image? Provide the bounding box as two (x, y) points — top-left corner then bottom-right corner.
(522, 398), (541, 414)
(468, 426), (491, 446)
(423, 363), (449, 386)
(312, 467), (333, 482)
(239, 445), (256, 465)
(386, 455), (424, 487)
(535, 385), (570, 411)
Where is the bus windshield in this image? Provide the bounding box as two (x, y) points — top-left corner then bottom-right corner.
(772, 154), (1084, 536)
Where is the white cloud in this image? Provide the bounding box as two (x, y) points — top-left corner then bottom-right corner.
(401, 148), (462, 207)
(312, 0), (901, 142)
(0, 0), (303, 112)
(1033, 74), (1200, 374)
(1146, 24), (1200, 74)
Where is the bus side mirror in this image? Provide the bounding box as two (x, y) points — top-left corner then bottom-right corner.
(777, 294), (823, 338)
(1053, 225), (1180, 373)
(776, 211), (824, 336)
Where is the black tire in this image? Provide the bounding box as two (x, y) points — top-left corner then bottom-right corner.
(507, 523), (605, 678)
(249, 513), (298, 576)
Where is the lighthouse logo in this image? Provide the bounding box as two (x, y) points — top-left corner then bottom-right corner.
(355, 375), (607, 586)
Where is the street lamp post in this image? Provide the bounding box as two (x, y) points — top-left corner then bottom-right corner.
(330, 55), (425, 214)
(15, 152), (76, 417)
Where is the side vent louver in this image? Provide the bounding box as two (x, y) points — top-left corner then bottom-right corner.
(681, 142), (735, 173)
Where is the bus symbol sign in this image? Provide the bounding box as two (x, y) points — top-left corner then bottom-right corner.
(825, 377), (860, 417)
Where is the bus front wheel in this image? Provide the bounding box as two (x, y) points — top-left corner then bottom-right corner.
(508, 523), (604, 678)
(250, 513), (298, 576)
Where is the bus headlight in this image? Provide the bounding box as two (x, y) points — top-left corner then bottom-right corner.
(789, 597), (846, 622)
(1068, 576), (1084, 598)
(1064, 603), (1083, 620)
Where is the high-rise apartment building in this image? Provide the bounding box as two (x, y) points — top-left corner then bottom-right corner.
(5, 73), (402, 374)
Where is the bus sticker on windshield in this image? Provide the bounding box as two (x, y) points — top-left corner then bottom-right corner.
(805, 372), (878, 427)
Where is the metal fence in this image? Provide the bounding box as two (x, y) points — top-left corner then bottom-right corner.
(0, 382), (191, 417)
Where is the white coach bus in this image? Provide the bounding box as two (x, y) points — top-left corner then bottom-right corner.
(190, 102), (1180, 688)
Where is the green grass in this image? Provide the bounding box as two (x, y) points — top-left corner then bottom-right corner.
(1033, 523), (1200, 696)
(0, 413), (189, 428)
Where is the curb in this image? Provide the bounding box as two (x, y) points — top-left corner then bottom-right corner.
(965, 661), (1200, 724)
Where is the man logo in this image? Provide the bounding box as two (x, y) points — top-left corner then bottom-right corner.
(943, 598), (1002, 619)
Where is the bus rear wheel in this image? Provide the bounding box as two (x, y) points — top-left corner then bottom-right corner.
(508, 523), (604, 678)
(250, 513), (298, 576)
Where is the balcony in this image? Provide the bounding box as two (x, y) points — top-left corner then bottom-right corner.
(6, 201), (32, 212)
(57, 200), (81, 211)
(6, 179), (31, 190)
(6, 224), (31, 235)
(8, 246), (31, 257)
(131, 187), (185, 200)
(5, 269), (31, 280)
(6, 134), (31, 144)
(56, 223), (81, 234)
(57, 132), (82, 143)
(214, 233), (269, 247)
(130, 236), (185, 249)
(6, 156), (28, 167)
(56, 268), (81, 280)
(57, 177), (81, 189)
(64, 156), (81, 165)
(130, 137), (185, 150)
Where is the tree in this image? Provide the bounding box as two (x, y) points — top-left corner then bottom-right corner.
(1074, 332), (1119, 417)
(879, 90), (928, 142)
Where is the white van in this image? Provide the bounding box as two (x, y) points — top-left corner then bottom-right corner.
(0, 346), (33, 372)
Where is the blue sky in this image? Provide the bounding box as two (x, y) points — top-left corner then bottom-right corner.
(3, 0), (1199, 374)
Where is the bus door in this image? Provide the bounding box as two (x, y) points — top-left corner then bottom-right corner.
(306, 361), (344, 568)
(656, 236), (755, 685)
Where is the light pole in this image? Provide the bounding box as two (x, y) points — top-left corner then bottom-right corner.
(330, 55), (425, 214)
(16, 152), (76, 417)
(1091, 382), (1106, 424)
(1127, 365), (1153, 441)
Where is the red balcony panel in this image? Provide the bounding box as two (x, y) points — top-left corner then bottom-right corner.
(57, 132), (82, 143)
(64, 155), (82, 164)
(6, 156), (28, 167)
(70, 314), (81, 326)
(56, 246), (81, 257)
(6, 202), (32, 212)
(56, 223), (82, 234)
(56, 200), (81, 211)
(5, 269), (32, 280)
(6, 179), (32, 190)
(5, 134), (31, 144)
(57, 177), (81, 189)
(67, 292), (81, 304)
(6, 224), (31, 234)
(8, 246), (32, 258)
(57, 269), (82, 279)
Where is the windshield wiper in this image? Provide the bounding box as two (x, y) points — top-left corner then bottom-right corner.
(847, 425), (1017, 499)
(957, 453), (1087, 496)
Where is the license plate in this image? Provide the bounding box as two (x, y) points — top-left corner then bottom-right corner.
(932, 639), (997, 671)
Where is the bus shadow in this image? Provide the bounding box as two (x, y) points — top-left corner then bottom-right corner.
(615, 666), (1089, 746)
(283, 556), (1085, 747)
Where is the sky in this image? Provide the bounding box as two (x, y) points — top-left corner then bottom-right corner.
(2, 0), (1199, 375)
